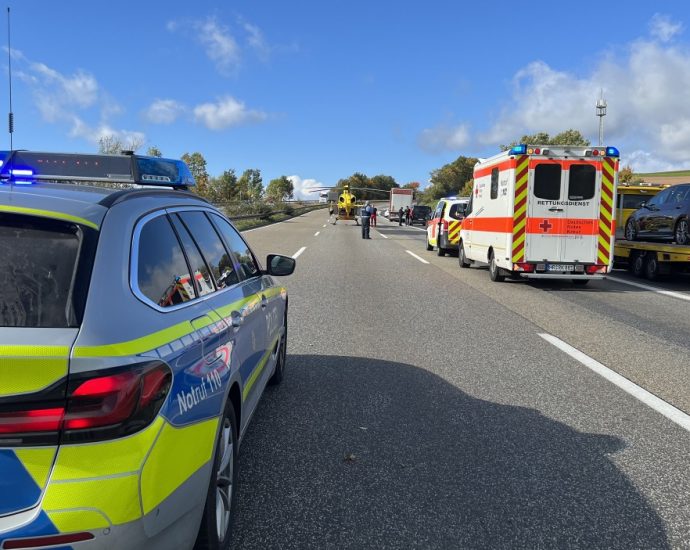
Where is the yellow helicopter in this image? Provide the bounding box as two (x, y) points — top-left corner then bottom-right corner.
(312, 183), (389, 222)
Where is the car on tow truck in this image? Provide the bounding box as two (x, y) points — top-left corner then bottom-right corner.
(0, 150), (295, 550)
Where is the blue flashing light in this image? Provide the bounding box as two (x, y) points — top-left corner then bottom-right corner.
(13, 179), (35, 185)
(605, 146), (620, 158)
(10, 169), (33, 177)
(509, 144), (527, 155)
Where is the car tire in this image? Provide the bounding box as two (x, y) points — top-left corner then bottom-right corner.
(459, 243), (470, 268)
(645, 255), (660, 281)
(674, 218), (690, 245)
(194, 404), (238, 550)
(489, 252), (505, 282)
(437, 232), (446, 257)
(268, 319), (287, 386)
(426, 235), (433, 251)
(625, 219), (638, 241)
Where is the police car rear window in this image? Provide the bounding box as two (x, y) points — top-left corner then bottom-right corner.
(0, 215), (80, 327)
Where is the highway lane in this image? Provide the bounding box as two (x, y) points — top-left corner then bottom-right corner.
(234, 210), (690, 549)
(380, 218), (690, 415)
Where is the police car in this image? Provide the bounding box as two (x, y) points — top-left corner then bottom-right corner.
(0, 151), (294, 549)
(425, 197), (469, 256)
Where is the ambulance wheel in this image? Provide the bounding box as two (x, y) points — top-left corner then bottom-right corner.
(630, 252), (645, 278)
(437, 246), (446, 257)
(674, 218), (689, 245)
(426, 235), (433, 251)
(489, 252), (505, 282)
(644, 255), (660, 281)
(459, 244), (470, 268)
(195, 403), (238, 550)
(625, 219), (638, 241)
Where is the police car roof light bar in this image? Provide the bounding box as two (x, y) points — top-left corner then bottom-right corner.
(0, 151), (196, 188)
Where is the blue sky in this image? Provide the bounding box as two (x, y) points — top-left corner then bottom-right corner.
(6, 1), (690, 197)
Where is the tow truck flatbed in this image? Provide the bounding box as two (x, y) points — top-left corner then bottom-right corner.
(614, 239), (690, 279)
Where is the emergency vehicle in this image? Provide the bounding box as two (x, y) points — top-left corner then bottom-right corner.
(459, 144), (620, 283)
(426, 197), (469, 256)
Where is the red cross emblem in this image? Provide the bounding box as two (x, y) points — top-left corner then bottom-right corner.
(539, 219), (553, 233)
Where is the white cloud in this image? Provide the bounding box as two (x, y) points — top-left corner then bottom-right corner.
(242, 21), (270, 60)
(418, 123), (470, 152)
(287, 175), (327, 200)
(195, 18), (241, 74)
(26, 62), (99, 122)
(193, 96), (267, 130)
(422, 17), (690, 171)
(69, 116), (146, 149)
(650, 14), (683, 43)
(144, 99), (185, 124)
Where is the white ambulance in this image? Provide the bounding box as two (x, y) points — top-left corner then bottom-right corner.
(459, 144), (619, 284)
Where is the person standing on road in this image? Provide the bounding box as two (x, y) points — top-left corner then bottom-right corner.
(360, 201), (373, 239)
(398, 207), (404, 226)
(405, 206), (411, 225)
(372, 206), (377, 227)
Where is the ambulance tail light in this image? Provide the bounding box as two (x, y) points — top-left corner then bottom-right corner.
(513, 263), (535, 272)
(586, 264), (607, 274)
(62, 361), (171, 443)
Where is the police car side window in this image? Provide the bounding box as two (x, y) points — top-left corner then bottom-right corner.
(209, 214), (260, 280)
(137, 215), (197, 307)
(176, 212), (239, 290)
(490, 168), (499, 200)
(534, 164), (561, 200)
(169, 214), (216, 297)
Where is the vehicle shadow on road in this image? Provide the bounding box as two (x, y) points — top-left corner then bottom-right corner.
(231, 355), (669, 550)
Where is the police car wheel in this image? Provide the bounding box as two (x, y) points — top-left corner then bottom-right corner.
(195, 405), (238, 550)
(268, 319), (287, 386)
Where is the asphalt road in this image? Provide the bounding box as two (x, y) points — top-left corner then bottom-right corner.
(232, 210), (690, 549)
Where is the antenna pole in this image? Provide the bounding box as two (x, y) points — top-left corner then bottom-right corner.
(7, 6), (13, 150)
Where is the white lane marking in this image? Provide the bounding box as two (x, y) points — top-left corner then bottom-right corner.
(314, 231), (320, 237)
(608, 276), (690, 303)
(378, 232), (388, 239)
(406, 250), (429, 264)
(292, 247), (306, 259)
(539, 333), (690, 433)
(323, 224), (327, 227)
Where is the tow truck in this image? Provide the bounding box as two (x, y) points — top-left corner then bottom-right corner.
(612, 182), (690, 280)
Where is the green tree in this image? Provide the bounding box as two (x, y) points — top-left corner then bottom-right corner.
(459, 179), (474, 197)
(208, 169), (238, 203)
(426, 155), (478, 200)
(238, 169), (263, 201)
(98, 134), (144, 154)
(266, 176), (294, 202)
(181, 152), (210, 197)
(618, 165), (643, 184)
(146, 146), (163, 157)
(500, 129), (590, 151)
(402, 181), (421, 190)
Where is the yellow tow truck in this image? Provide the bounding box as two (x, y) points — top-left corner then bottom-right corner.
(613, 182), (690, 279)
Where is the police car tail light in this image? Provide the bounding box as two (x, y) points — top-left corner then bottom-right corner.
(0, 407), (64, 434)
(62, 361), (171, 442)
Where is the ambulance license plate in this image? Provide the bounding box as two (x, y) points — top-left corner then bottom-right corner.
(547, 264), (574, 272)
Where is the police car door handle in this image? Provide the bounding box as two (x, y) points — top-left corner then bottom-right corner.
(230, 311), (243, 329)
(548, 207), (563, 212)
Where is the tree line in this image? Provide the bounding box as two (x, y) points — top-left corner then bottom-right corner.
(99, 128), (639, 207)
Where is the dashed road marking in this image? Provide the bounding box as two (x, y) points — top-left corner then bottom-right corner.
(323, 224), (327, 227)
(378, 232), (388, 239)
(314, 231), (320, 237)
(608, 276), (690, 303)
(292, 247), (306, 259)
(540, 333), (690, 433)
(406, 250), (429, 264)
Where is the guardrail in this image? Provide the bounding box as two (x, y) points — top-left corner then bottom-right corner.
(214, 202), (328, 221)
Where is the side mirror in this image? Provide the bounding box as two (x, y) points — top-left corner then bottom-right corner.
(266, 254), (296, 276)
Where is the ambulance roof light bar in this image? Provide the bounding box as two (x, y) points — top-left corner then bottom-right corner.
(0, 151), (196, 188)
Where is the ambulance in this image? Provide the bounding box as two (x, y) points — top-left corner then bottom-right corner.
(458, 144), (620, 284)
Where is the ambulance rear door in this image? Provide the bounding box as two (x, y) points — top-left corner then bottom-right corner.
(526, 161), (565, 263)
(561, 162), (600, 265)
